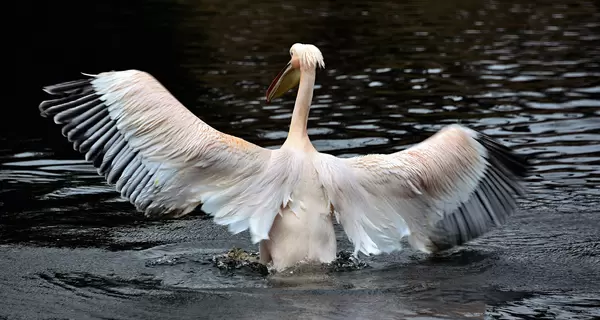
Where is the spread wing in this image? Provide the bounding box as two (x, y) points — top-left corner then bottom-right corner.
(315, 124), (530, 255)
(39, 70), (300, 242)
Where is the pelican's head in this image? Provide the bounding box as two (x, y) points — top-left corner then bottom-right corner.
(266, 43), (325, 103)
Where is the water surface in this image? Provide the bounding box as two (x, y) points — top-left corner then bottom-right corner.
(2, 0), (600, 319)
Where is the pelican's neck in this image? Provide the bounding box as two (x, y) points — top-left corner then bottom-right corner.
(287, 68), (316, 143)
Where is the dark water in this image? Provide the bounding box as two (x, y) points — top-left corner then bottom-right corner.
(3, 0), (600, 319)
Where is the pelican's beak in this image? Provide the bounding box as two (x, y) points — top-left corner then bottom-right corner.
(266, 61), (301, 103)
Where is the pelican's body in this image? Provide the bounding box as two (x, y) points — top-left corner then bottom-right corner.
(260, 153), (337, 267)
(39, 43), (530, 272)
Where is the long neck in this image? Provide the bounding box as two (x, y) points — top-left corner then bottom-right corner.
(287, 68), (316, 141)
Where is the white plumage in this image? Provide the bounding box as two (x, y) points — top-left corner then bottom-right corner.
(39, 43), (529, 271)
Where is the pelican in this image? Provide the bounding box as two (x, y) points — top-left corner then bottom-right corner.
(39, 43), (529, 272)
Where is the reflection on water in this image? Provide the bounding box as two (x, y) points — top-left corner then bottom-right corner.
(488, 294), (600, 319)
(2, 0), (600, 319)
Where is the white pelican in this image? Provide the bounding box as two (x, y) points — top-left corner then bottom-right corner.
(39, 43), (529, 271)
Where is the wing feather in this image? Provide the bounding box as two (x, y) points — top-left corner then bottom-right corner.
(40, 70), (297, 242)
(315, 124), (530, 255)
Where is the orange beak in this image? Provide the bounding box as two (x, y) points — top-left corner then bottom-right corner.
(266, 60), (301, 103)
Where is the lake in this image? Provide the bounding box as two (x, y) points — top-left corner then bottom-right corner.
(2, 0), (599, 319)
